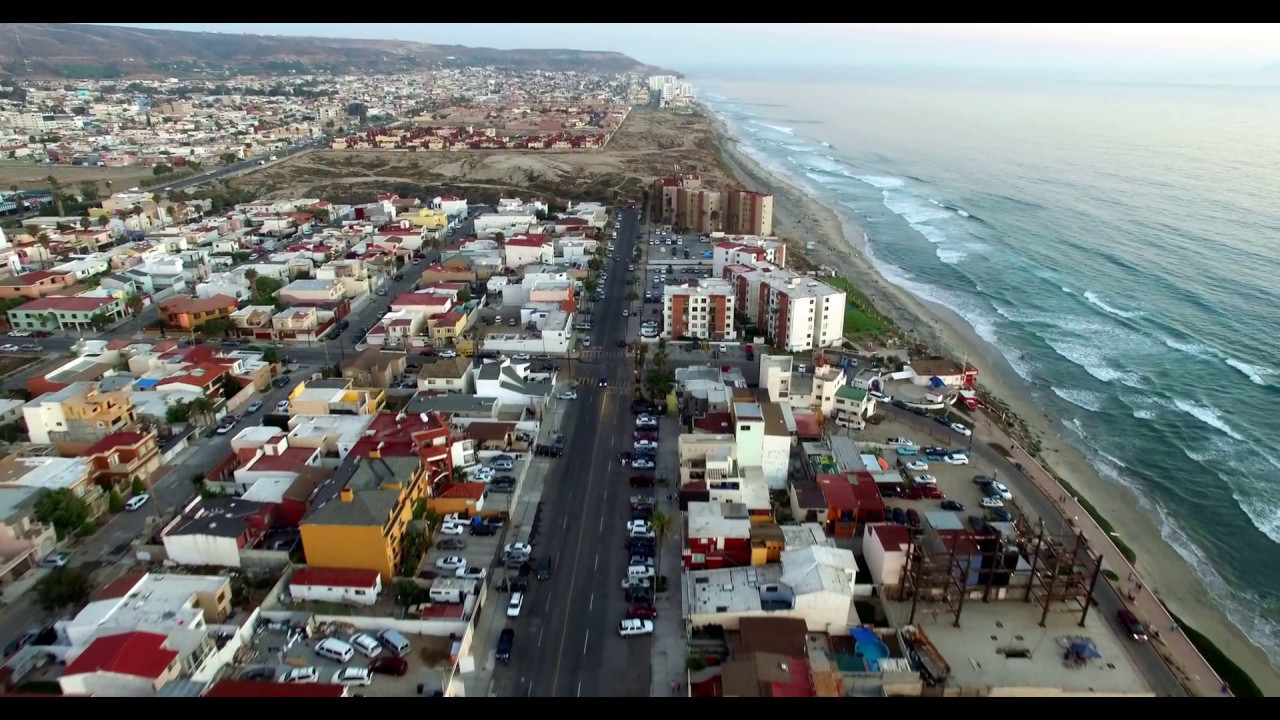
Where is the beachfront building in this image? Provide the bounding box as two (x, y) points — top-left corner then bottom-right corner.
(723, 190), (775, 237)
(650, 173), (702, 226)
(725, 264), (846, 352)
(661, 279), (736, 341)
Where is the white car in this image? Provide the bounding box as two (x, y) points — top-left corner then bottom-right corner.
(631, 458), (655, 469)
(905, 460), (929, 472)
(626, 566), (655, 580)
(0, 344), (18, 352)
(625, 520), (651, 533)
(473, 467), (495, 482)
(439, 522), (466, 535)
(980, 497), (1004, 509)
(991, 482), (1013, 500)
(507, 592), (525, 618)
(633, 439), (657, 451)
(332, 667), (372, 686)
(276, 400), (290, 412)
(950, 423), (973, 437)
(281, 667), (319, 684)
(124, 493), (150, 511)
(456, 566), (487, 581)
(913, 474), (937, 485)
(512, 353), (531, 361)
(886, 437), (913, 448)
(558, 390), (577, 400)
(869, 391), (892, 402)
(944, 453), (970, 465)
(629, 527), (656, 540)
(443, 512), (468, 524)
(439, 349), (458, 358)
(618, 619), (655, 637)
(435, 556), (467, 571)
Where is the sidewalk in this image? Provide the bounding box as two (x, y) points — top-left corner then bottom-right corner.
(971, 413), (1228, 697)
(462, 396), (570, 697)
(649, 415), (688, 698)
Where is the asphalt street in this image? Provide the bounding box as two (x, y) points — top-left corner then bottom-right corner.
(880, 405), (1186, 697)
(497, 208), (652, 697)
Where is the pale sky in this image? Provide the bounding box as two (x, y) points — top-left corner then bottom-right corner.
(105, 23), (1280, 77)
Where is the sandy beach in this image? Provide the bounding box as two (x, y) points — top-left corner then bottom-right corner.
(706, 112), (1280, 695)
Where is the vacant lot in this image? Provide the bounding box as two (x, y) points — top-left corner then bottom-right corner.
(231, 108), (736, 203)
(0, 162), (155, 194)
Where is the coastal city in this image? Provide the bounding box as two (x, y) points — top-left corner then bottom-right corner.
(0, 29), (1254, 701)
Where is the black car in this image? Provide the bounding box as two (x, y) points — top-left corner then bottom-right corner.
(536, 557), (552, 580)
(271, 376), (290, 388)
(496, 629), (515, 663)
(631, 400), (656, 415)
(470, 523), (497, 536)
(940, 500), (965, 511)
(239, 666), (277, 681)
(492, 475), (516, 486)
(891, 507), (908, 524)
(598, 376), (608, 387)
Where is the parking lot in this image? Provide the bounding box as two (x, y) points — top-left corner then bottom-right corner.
(863, 416), (1026, 530)
(239, 622), (455, 696)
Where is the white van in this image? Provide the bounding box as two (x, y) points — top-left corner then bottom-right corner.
(835, 415), (865, 431)
(348, 632), (382, 658)
(314, 637), (354, 664)
(378, 629), (412, 657)
(627, 565), (656, 580)
(429, 586), (463, 604)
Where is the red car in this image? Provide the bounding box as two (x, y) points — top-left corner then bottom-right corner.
(369, 655), (408, 676)
(626, 604), (658, 620)
(629, 475), (655, 488)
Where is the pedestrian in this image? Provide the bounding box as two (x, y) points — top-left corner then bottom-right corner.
(1170, 621), (1179, 632)
(1136, 583), (1142, 594)
(1221, 682), (1230, 695)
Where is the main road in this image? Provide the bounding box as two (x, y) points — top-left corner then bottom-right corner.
(495, 207), (652, 697)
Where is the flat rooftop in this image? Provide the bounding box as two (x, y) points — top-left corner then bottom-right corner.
(884, 600), (1153, 696)
(686, 565), (784, 616)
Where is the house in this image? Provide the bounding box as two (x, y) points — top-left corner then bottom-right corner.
(418, 263), (477, 285)
(286, 378), (384, 417)
(288, 567), (382, 606)
(470, 359), (554, 408)
(229, 305), (277, 340)
(502, 236), (552, 267)
(415, 356), (472, 394)
(158, 294), (239, 331)
(662, 279), (736, 341)
(56, 572), (234, 686)
(427, 482), (487, 518)
(0, 487), (57, 584)
(278, 278), (344, 305)
(730, 402), (792, 491)
(0, 269), (77, 300)
(684, 501), (754, 570)
(347, 409), (453, 479)
(7, 293), (127, 332)
(161, 496), (275, 568)
(26, 356), (118, 398)
(862, 523), (912, 593)
(271, 306), (323, 341)
(58, 631), (182, 697)
(721, 652), (814, 698)
(341, 347), (408, 389)
(83, 431), (162, 493)
(22, 380), (137, 449)
(299, 455), (430, 580)
(0, 454), (103, 517)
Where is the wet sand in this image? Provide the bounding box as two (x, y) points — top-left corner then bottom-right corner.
(707, 112), (1280, 695)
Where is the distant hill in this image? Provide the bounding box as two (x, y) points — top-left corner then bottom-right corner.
(0, 23), (673, 79)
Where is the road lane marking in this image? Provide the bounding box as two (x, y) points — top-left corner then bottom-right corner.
(538, 627), (544, 647)
(589, 592), (594, 611)
(577, 681), (582, 697)
(550, 391), (614, 695)
(583, 629), (590, 655)
(594, 552), (599, 570)
(545, 594), (551, 611)
(562, 516), (568, 530)
(599, 515), (604, 532)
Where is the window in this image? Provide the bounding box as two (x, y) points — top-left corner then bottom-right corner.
(739, 424), (750, 432)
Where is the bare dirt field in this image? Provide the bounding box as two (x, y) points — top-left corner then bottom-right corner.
(0, 163), (155, 194)
(230, 108), (737, 204)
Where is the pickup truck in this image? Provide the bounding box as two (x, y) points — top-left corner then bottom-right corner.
(496, 629), (515, 663)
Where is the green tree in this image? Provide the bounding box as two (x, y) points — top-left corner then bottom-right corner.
(219, 152), (238, 165)
(96, 215), (110, 229)
(34, 568), (92, 613)
(219, 374), (240, 402)
(34, 489), (91, 540)
(202, 317), (235, 337)
(411, 497), (428, 521)
(131, 476), (147, 495)
(78, 181), (99, 202)
(457, 287), (471, 303)
(125, 292), (144, 317)
(88, 312), (111, 332)
(261, 347), (279, 364)
(583, 278), (598, 295)
(252, 276), (283, 305)
(189, 395), (216, 426)
(650, 509), (673, 590)
(107, 489), (125, 513)
(165, 399), (191, 424)
(152, 164), (173, 176)
(77, 216), (90, 230)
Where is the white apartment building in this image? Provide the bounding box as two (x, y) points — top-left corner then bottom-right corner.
(661, 279), (737, 342)
(727, 265), (846, 352)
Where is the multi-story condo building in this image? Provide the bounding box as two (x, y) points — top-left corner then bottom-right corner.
(723, 190), (775, 237)
(725, 265), (846, 352)
(662, 279), (736, 341)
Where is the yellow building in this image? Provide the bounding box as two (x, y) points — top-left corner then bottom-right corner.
(400, 209), (448, 231)
(299, 455), (428, 580)
(286, 377), (386, 416)
(427, 309), (469, 344)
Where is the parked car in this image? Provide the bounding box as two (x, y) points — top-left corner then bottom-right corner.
(280, 667), (319, 684)
(124, 493), (150, 511)
(631, 458), (655, 470)
(991, 482), (1013, 500)
(891, 507), (907, 524)
(440, 522), (466, 535)
(507, 592), (525, 618)
(905, 460), (929, 471)
(457, 566), (487, 581)
(435, 556), (467, 571)
(38, 552), (70, 569)
(950, 422), (973, 437)
(436, 538), (466, 551)
(332, 667), (372, 686)
(369, 656), (408, 676)
(944, 453), (970, 465)
(558, 390), (577, 400)
(940, 500), (965, 512)
(906, 509), (922, 529)
(618, 619), (655, 637)
(626, 604), (658, 620)
(980, 497), (1004, 509)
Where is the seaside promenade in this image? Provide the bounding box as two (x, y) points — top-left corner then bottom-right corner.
(967, 412), (1230, 697)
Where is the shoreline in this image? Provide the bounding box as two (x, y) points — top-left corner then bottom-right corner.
(702, 108), (1280, 695)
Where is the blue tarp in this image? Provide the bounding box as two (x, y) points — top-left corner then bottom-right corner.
(929, 376), (946, 389)
(134, 378), (160, 388)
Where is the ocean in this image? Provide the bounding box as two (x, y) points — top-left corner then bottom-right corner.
(693, 69), (1280, 666)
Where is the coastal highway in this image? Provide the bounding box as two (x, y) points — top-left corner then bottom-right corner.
(151, 137), (326, 195)
(500, 207), (652, 697)
(882, 405), (1188, 697)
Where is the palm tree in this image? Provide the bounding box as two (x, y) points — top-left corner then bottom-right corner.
(34, 232), (51, 270)
(40, 312), (58, 330)
(189, 396), (216, 427)
(649, 508), (674, 593)
(45, 176), (65, 217)
(125, 292), (144, 318)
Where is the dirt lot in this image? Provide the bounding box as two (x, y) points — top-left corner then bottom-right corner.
(0, 163), (154, 194)
(230, 108), (736, 204)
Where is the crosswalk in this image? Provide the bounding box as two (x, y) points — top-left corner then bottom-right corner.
(576, 349), (628, 363)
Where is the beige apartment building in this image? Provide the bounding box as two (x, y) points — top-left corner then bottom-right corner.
(22, 381), (138, 451)
(723, 190), (774, 237)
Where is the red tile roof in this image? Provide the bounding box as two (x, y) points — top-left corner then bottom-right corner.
(64, 632), (177, 680)
(869, 523), (912, 551)
(290, 567), (380, 589)
(438, 482), (486, 500)
(16, 296), (117, 313)
(243, 447), (316, 473)
(83, 431), (151, 456)
(204, 680), (347, 698)
(505, 237), (548, 248)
